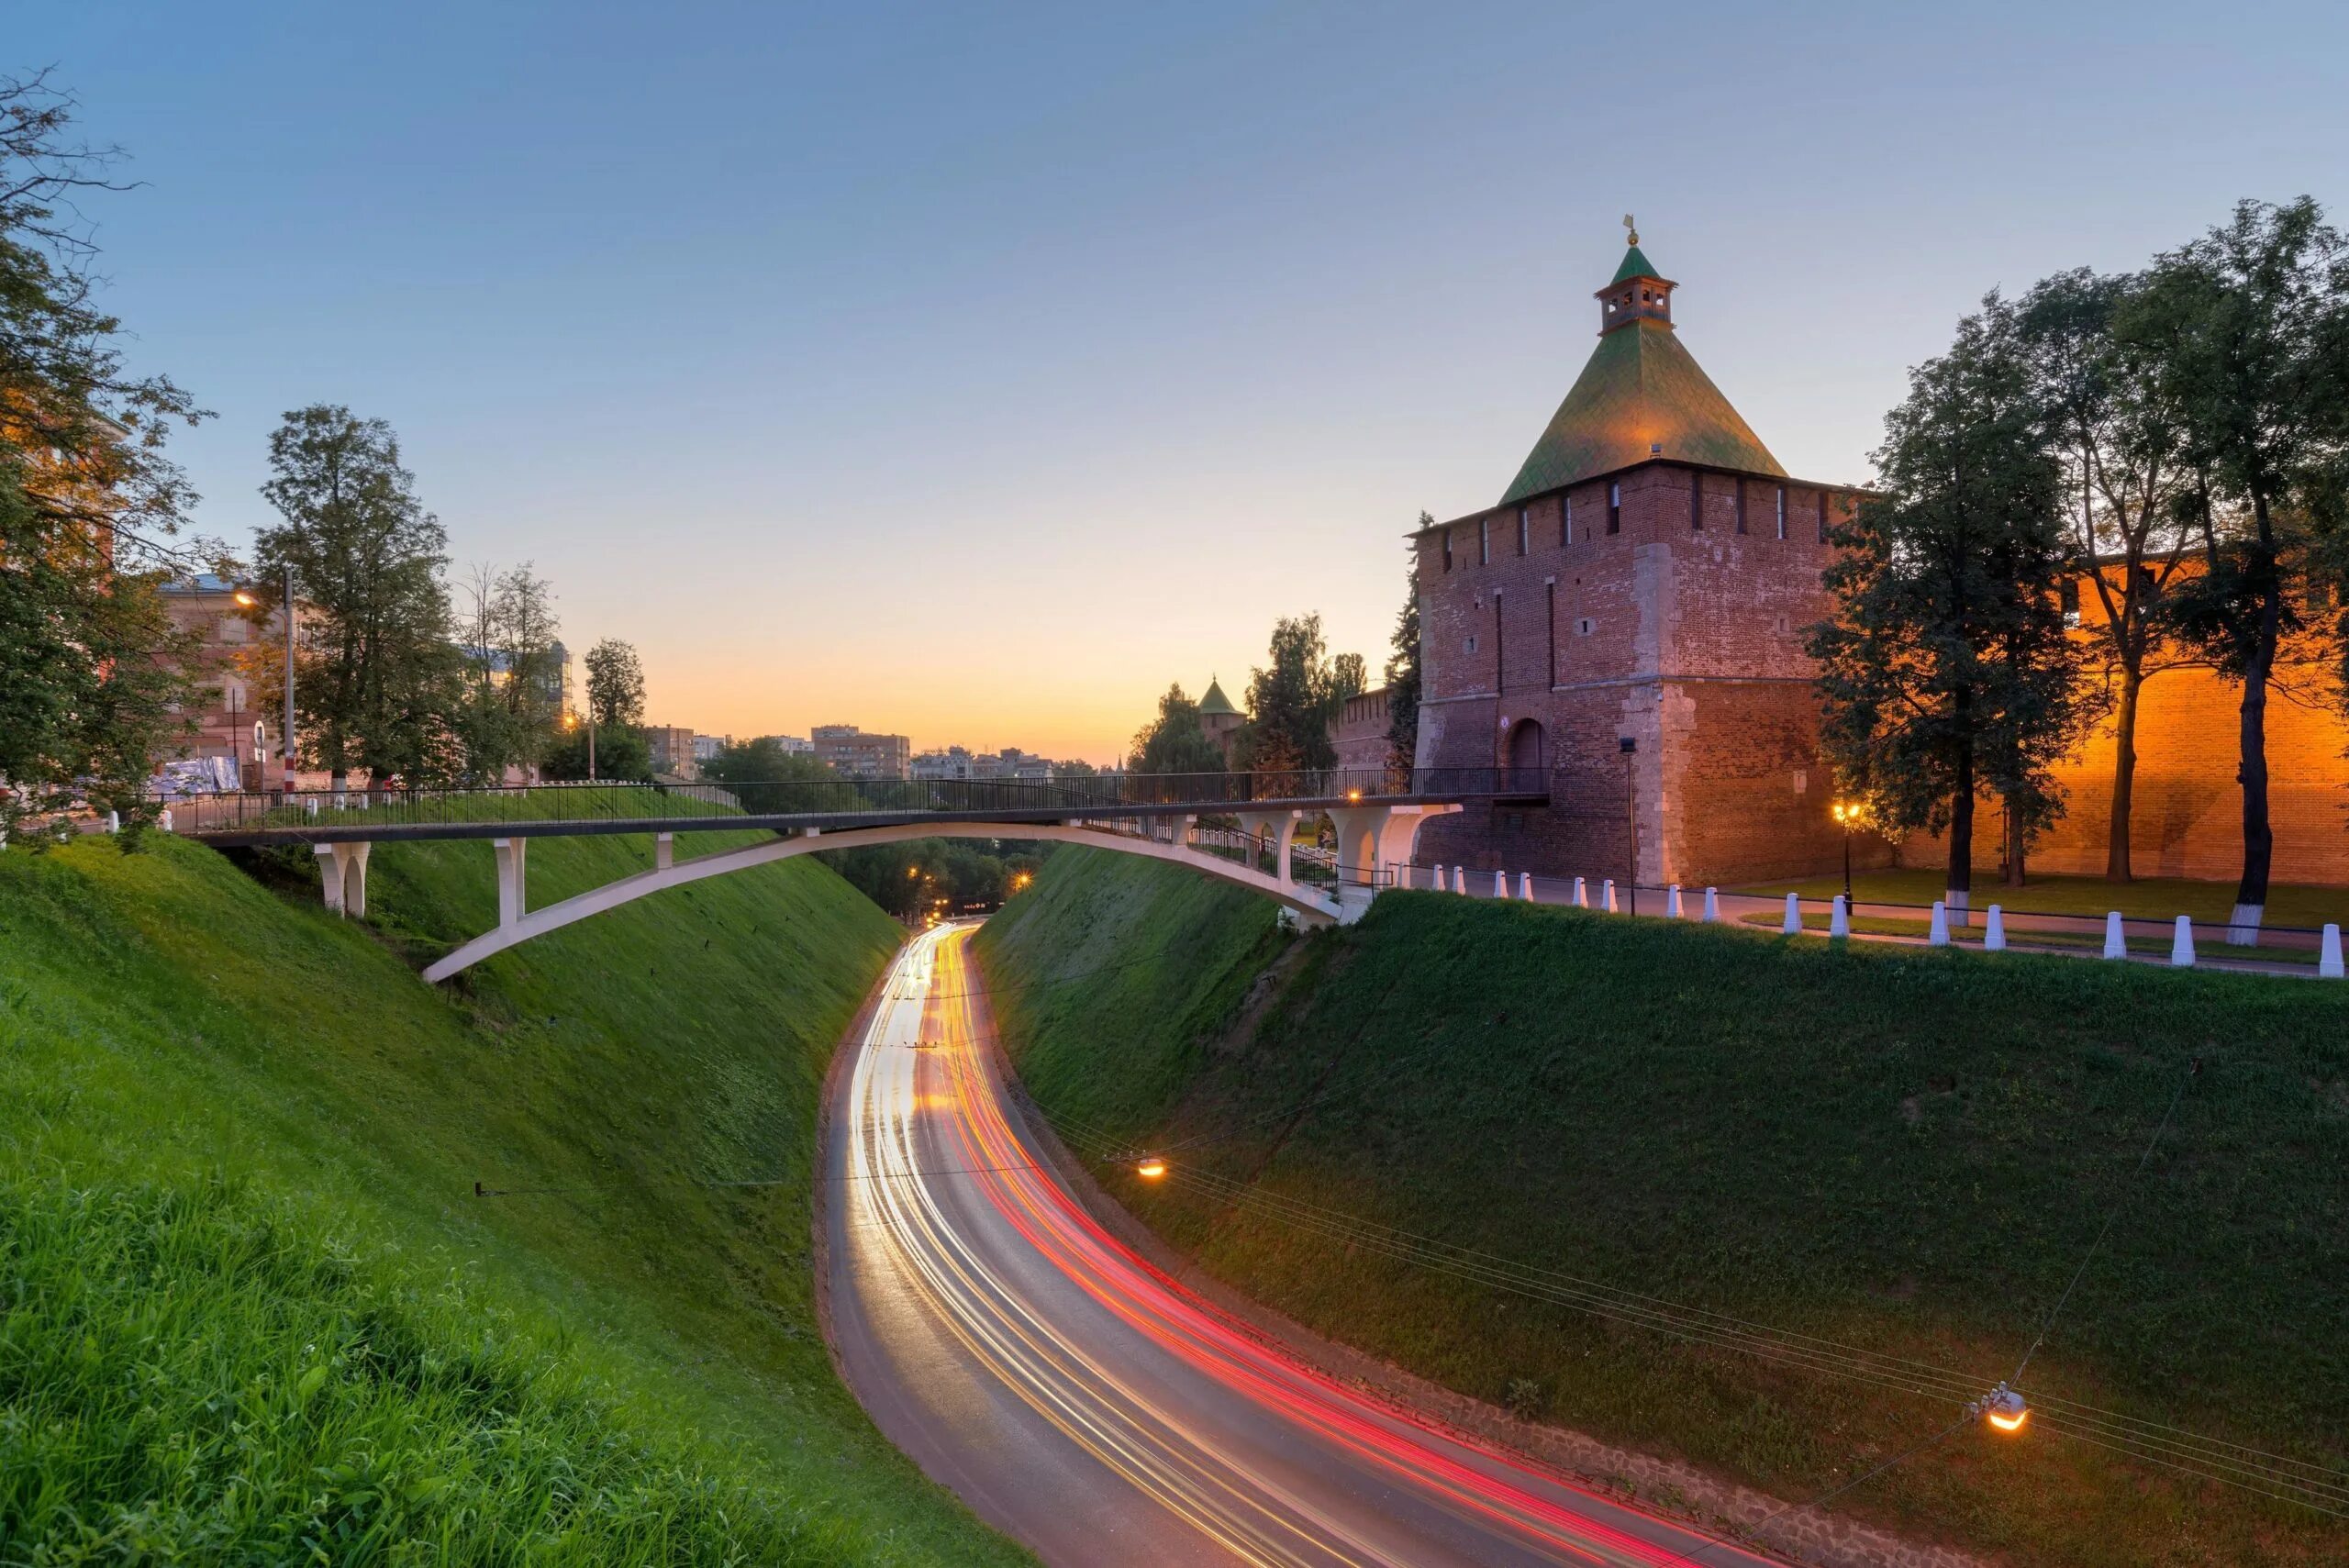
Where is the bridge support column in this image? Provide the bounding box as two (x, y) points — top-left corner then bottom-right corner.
(655, 832), (674, 872)
(1233, 809), (1299, 884)
(1327, 806), (1391, 887)
(1157, 813), (1197, 850)
(313, 841), (373, 918)
(494, 837), (528, 929)
(1371, 804), (1459, 889)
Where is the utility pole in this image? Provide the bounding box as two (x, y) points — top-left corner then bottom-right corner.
(588, 715), (597, 781)
(1620, 735), (1638, 917)
(281, 562), (296, 795)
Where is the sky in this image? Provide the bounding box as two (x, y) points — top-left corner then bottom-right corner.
(21, 1), (2349, 762)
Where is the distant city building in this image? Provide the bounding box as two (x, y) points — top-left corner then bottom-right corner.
(692, 734), (730, 762)
(756, 733), (815, 754)
(911, 745), (1055, 784)
(156, 573), (300, 786)
(458, 639), (568, 710)
(1330, 688), (1392, 774)
(1197, 677), (1244, 764)
(644, 725), (699, 779)
(814, 724), (911, 779)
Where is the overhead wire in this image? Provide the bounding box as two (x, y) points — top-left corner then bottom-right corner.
(922, 928), (2349, 1518)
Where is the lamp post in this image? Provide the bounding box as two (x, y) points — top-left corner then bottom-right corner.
(1832, 799), (1857, 906)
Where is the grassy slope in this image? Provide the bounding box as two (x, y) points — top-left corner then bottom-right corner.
(0, 827), (1028, 1566)
(974, 849), (2349, 1567)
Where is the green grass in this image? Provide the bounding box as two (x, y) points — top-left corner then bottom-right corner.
(1733, 910), (2325, 965)
(1739, 867), (2349, 930)
(0, 823), (1030, 1565)
(975, 850), (2349, 1567)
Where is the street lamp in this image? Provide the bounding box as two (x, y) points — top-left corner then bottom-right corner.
(1831, 799), (1859, 906)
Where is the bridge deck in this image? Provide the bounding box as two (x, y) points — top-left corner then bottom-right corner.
(172, 770), (1547, 849)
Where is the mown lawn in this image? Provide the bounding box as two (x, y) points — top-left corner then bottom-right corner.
(0, 826), (1029, 1565)
(976, 849), (2349, 1567)
(1739, 865), (2349, 930)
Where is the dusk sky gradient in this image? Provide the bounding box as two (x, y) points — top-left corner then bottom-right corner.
(23, 2), (2349, 761)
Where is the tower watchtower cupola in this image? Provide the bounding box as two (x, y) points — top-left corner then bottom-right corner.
(1597, 216), (1675, 335)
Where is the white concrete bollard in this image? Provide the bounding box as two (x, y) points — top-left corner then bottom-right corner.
(158, 808), (174, 833)
(1702, 886), (1720, 922)
(1985, 905), (2006, 951)
(1831, 895), (1850, 939)
(1494, 869), (1508, 899)
(306, 798), (320, 819)
(1782, 893), (1802, 935)
(1666, 884), (1684, 918)
(1452, 865), (1465, 895)
(1602, 878), (1618, 913)
(2102, 911), (2126, 960)
(106, 809), (120, 833)
(2171, 915), (2196, 967)
(1518, 872), (1533, 901)
(2321, 924), (2344, 979)
(1572, 876), (1587, 908)
(1929, 901), (1950, 946)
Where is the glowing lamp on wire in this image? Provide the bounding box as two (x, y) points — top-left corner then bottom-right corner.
(1979, 1384), (2029, 1433)
(1135, 1156), (1167, 1180)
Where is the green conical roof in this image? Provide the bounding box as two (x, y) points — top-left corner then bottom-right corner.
(1197, 677), (1239, 717)
(1499, 319), (1785, 505)
(1610, 243), (1663, 284)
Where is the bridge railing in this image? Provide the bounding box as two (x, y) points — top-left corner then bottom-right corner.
(168, 766), (1549, 839)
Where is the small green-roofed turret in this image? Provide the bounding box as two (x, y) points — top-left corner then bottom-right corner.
(1198, 678), (1239, 717)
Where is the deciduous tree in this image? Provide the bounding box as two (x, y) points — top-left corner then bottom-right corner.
(2125, 197), (2349, 937)
(0, 70), (209, 838)
(1810, 295), (2091, 908)
(1129, 684), (1225, 775)
(251, 406), (459, 789)
(1239, 614), (1340, 777)
(2016, 268), (2197, 882)
(583, 637), (646, 728)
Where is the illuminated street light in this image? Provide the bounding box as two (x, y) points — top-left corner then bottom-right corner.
(232, 588), (258, 607)
(1831, 798), (1859, 906)
(1971, 1383), (2029, 1433)
(1135, 1157), (1167, 1180)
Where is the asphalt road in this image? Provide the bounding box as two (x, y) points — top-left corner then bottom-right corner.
(822, 923), (1776, 1567)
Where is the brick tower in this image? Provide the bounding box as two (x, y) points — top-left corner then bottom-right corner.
(1411, 228), (1860, 888)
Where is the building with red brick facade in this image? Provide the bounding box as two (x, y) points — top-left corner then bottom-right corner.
(1412, 236), (1865, 887)
(1410, 237), (2349, 890)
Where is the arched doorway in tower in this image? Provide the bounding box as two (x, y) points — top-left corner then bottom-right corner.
(1504, 717), (1545, 783)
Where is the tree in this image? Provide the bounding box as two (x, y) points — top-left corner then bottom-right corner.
(1129, 684), (1225, 775)
(489, 563), (562, 771)
(702, 738), (834, 786)
(542, 722), (649, 781)
(2016, 268), (2196, 881)
(583, 638), (645, 728)
(1239, 614), (1340, 777)
(1330, 652), (1366, 705)
(1810, 295), (2092, 909)
(251, 406), (459, 789)
(1383, 533), (1425, 784)
(2124, 198), (2349, 937)
(0, 70), (210, 839)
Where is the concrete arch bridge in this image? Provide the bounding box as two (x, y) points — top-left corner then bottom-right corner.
(175, 769), (1540, 982)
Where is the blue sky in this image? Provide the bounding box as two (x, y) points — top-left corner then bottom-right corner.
(23, 2), (2349, 758)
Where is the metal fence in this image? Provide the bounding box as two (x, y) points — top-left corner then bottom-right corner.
(165, 766), (1550, 840)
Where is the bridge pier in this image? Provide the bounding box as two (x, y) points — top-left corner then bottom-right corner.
(655, 831), (675, 871)
(494, 837), (528, 928)
(1232, 808), (1299, 884)
(313, 841), (373, 918)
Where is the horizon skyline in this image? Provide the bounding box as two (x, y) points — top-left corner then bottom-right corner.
(22, 3), (2348, 761)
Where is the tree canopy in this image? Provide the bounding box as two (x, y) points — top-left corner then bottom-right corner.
(1810, 295), (2094, 896)
(1129, 684), (1226, 775)
(0, 70), (209, 836)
